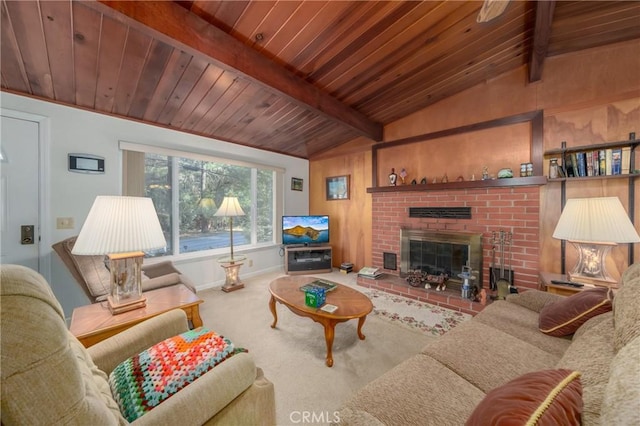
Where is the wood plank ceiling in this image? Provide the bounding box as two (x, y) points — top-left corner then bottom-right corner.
(2, 1), (639, 159)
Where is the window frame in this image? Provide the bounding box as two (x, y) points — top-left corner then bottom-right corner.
(120, 141), (283, 260)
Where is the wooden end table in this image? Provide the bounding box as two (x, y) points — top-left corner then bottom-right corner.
(269, 275), (373, 367)
(70, 284), (203, 348)
(539, 271), (589, 296)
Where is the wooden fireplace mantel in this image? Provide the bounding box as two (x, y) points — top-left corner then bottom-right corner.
(367, 176), (547, 193)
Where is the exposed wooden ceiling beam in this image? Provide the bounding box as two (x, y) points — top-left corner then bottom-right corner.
(529, 0), (556, 83)
(87, 0), (383, 142)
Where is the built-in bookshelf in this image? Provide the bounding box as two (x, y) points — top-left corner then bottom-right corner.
(544, 139), (639, 180)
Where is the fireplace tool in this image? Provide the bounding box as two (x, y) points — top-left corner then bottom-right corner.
(491, 230), (514, 299)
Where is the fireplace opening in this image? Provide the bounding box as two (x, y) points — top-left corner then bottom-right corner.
(400, 229), (483, 290)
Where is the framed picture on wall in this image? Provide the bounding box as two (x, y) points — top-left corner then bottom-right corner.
(326, 175), (350, 200)
(291, 177), (303, 191)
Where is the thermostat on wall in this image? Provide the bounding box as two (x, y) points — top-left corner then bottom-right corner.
(68, 153), (105, 174)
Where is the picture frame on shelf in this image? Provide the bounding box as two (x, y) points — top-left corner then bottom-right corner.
(326, 175), (350, 200)
(291, 177), (303, 191)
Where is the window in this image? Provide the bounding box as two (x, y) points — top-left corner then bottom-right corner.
(122, 143), (280, 257)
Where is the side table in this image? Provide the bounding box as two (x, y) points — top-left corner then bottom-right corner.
(69, 284), (203, 348)
(539, 271), (589, 297)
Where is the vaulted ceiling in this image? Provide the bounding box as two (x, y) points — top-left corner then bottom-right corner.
(2, 1), (639, 158)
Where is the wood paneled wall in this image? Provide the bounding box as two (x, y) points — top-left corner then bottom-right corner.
(310, 39), (640, 276)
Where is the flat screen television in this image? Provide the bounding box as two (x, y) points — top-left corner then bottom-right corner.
(282, 215), (330, 245)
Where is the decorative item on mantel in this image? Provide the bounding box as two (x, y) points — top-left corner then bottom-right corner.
(399, 168), (407, 184)
(497, 168), (513, 179)
(482, 166), (490, 180)
(389, 168), (398, 186)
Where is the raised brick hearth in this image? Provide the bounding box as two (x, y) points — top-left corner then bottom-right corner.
(362, 185), (542, 315)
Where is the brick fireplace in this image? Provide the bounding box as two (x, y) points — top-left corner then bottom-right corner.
(359, 185), (542, 315)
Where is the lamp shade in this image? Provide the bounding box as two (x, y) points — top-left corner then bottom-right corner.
(214, 196), (245, 217)
(72, 196), (167, 255)
(552, 197), (640, 244)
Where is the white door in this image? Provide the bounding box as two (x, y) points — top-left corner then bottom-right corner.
(0, 115), (40, 271)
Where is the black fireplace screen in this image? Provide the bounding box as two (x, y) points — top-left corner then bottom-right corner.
(408, 240), (468, 278)
(400, 229), (482, 287)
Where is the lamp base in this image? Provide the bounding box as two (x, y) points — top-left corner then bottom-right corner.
(222, 283), (245, 293)
(107, 295), (147, 314)
(567, 241), (618, 287)
(107, 252), (146, 314)
(220, 261), (244, 293)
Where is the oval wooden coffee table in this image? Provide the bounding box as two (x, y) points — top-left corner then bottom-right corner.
(269, 275), (373, 367)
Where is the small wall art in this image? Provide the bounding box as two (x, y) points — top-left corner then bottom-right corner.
(325, 175), (350, 200)
(291, 177), (303, 191)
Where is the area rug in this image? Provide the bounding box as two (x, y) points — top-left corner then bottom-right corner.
(362, 288), (471, 336)
(323, 270), (471, 336)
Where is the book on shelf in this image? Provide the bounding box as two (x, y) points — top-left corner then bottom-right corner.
(570, 152), (579, 177)
(605, 149), (613, 175)
(598, 150), (606, 176)
(564, 155), (575, 177)
(299, 280), (337, 293)
(621, 147), (631, 175)
(576, 152), (587, 177)
(611, 148), (622, 175)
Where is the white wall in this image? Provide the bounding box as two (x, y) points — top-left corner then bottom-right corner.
(1, 92), (309, 315)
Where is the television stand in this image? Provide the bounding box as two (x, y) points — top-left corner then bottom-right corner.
(285, 245), (332, 275)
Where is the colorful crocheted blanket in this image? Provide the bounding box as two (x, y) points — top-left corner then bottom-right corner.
(109, 327), (245, 422)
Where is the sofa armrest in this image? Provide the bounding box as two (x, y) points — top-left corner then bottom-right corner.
(87, 309), (189, 375)
(132, 352), (258, 426)
(505, 289), (564, 313)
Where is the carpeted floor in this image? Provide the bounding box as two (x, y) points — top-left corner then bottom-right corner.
(197, 269), (470, 426)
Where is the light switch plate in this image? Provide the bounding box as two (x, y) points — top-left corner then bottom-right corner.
(56, 217), (74, 229)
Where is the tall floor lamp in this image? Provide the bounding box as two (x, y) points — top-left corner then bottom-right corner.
(215, 196), (246, 292)
(72, 196), (167, 314)
(553, 197), (640, 287)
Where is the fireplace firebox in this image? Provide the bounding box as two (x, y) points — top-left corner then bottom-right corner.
(400, 229), (483, 290)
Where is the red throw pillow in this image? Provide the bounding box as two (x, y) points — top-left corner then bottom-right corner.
(466, 369), (582, 426)
(539, 287), (613, 337)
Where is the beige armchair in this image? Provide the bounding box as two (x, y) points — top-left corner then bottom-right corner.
(53, 236), (197, 303)
(1, 264), (276, 425)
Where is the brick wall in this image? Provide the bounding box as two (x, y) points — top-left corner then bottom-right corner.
(371, 186), (541, 291)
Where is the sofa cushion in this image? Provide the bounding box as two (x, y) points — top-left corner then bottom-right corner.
(556, 312), (614, 425)
(612, 274), (640, 353)
(422, 320), (561, 393)
(600, 335), (640, 425)
(465, 369), (582, 426)
(474, 300), (572, 357)
(339, 353), (485, 426)
(109, 327), (244, 422)
(539, 287), (613, 337)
